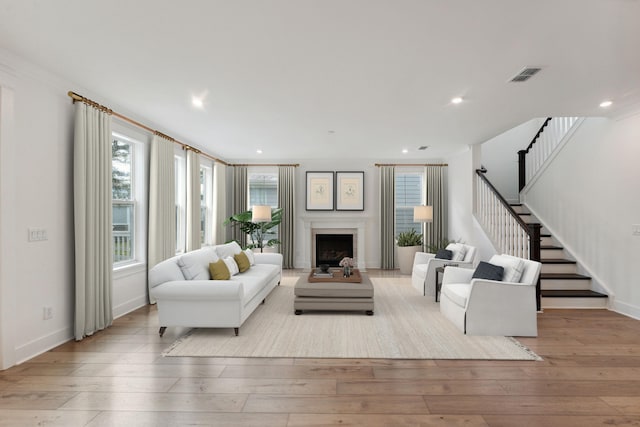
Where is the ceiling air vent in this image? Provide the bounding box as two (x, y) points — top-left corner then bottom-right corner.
(418, 146), (428, 150)
(509, 67), (542, 83)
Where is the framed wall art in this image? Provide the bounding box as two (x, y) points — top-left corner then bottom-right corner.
(306, 171), (334, 211)
(336, 171), (364, 211)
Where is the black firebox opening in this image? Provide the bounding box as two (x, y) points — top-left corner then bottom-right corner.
(315, 234), (353, 267)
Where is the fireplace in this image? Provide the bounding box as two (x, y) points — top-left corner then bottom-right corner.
(315, 234), (354, 266)
(301, 216), (368, 271)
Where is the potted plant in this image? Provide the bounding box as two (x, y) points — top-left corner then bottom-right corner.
(224, 208), (283, 252)
(396, 229), (423, 275)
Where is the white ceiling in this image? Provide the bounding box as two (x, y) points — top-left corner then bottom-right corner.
(1, 0), (639, 162)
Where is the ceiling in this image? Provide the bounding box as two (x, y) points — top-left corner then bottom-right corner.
(1, 0), (639, 162)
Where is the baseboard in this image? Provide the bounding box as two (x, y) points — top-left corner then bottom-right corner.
(113, 295), (148, 319)
(15, 326), (72, 365)
(610, 299), (640, 321)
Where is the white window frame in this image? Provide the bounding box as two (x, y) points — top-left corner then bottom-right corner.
(395, 168), (425, 238)
(112, 131), (146, 270)
(247, 167), (278, 246)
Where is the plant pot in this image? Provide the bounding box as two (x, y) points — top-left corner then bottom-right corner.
(397, 245), (421, 275)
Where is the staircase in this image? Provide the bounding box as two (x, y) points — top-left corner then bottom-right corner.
(511, 203), (608, 308)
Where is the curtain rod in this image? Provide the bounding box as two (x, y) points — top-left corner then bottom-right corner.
(375, 163), (448, 167)
(67, 91), (230, 166)
(232, 163), (300, 167)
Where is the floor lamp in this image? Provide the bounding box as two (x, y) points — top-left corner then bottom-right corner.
(413, 205), (433, 252)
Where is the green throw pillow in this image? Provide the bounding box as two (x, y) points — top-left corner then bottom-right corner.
(234, 252), (251, 273)
(209, 259), (230, 280)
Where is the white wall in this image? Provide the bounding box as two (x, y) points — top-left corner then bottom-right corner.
(0, 50), (165, 367)
(292, 159), (379, 269)
(482, 118), (546, 203)
(523, 113), (640, 318)
(446, 145), (496, 264)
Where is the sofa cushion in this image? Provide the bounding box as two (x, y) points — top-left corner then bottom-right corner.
(442, 283), (471, 308)
(490, 256), (525, 283)
(229, 264), (280, 304)
(209, 259), (230, 280)
(215, 241), (242, 259)
(234, 251), (251, 273)
(244, 249), (255, 266)
(223, 256), (240, 276)
(178, 247), (217, 280)
(472, 261), (504, 281)
(446, 243), (467, 262)
(435, 249), (453, 260)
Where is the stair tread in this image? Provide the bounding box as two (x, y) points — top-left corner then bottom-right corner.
(541, 273), (591, 280)
(541, 245), (563, 250)
(541, 290), (608, 298)
(510, 203), (523, 206)
(541, 258), (576, 264)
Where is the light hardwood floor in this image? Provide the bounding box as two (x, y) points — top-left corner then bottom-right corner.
(2, 270), (640, 426)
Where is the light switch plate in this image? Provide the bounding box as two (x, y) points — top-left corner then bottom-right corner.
(633, 224), (640, 236)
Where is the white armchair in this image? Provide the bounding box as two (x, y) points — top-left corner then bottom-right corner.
(411, 243), (476, 297)
(439, 254), (542, 336)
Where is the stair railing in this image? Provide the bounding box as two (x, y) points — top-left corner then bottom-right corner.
(475, 169), (541, 310)
(518, 117), (579, 191)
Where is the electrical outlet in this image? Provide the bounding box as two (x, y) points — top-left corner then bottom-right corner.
(42, 306), (53, 320)
(633, 224), (640, 236)
(28, 228), (48, 242)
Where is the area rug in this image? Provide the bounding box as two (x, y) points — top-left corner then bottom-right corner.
(163, 276), (540, 360)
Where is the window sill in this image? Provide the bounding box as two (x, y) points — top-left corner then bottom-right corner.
(113, 261), (147, 280)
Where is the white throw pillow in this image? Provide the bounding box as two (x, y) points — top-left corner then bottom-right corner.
(215, 241), (242, 259)
(244, 249), (255, 266)
(177, 248), (218, 280)
(490, 256), (525, 283)
(223, 256), (240, 276)
(446, 243), (467, 262)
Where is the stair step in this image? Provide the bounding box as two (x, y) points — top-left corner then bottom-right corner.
(541, 259), (576, 274)
(541, 245), (564, 258)
(541, 289), (607, 298)
(540, 273), (592, 290)
(541, 289), (608, 309)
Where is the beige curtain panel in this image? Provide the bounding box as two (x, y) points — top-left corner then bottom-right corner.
(379, 165), (395, 269)
(73, 102), (113, 340)
(423, 166), (448, 249)
(212, 162), (227, 244)
(278, 165), (296, 268)
(231, 166), (248, 247)
(148, 134), (176, 303)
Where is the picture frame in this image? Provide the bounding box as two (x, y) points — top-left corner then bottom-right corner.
(336, 171), (364, 211)
(306, 171), (335, 211)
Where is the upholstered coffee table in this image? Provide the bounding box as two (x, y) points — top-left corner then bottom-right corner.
(294, 269), (374, 315)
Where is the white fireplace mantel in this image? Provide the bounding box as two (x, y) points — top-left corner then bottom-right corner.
(300, 215), (370, 271)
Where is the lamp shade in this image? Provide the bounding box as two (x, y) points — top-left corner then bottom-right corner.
(251, 205), (272, 222)
(413, 205), (433, 222)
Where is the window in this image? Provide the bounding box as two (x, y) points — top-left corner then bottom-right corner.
(112, 133), (146, 265)
(175, 154), (186, 253)
(248, 171), (278, 244)
(395, 171), (424, 237)
(200, 164), (213, 245)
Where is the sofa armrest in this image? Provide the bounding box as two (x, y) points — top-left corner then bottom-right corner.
(442, 266), (474, 285)
(254, 252), (283, 267)
(413, 252), (435, 266)
(151, 280), (244, 301)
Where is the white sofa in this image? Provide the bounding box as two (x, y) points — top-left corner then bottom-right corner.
(439, 254), (541, 337)
(148, 242), (282, 337)
(411, 243), (476, 296)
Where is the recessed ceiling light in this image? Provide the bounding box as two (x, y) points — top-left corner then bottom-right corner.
(599, 100), (613, 108)
(402, 149), (408, 154)
(192, 96), (204, 109)
(451, 97), (463, 104)
(256, 149), (263, 154)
